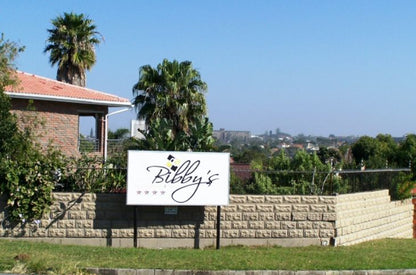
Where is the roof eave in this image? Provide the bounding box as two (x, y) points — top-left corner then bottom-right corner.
(5, 92), (133, 108)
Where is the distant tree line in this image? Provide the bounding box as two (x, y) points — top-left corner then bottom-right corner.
(229, 134), (416, 200)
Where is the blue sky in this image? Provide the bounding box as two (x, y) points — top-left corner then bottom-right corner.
(1, 1), (416, 137)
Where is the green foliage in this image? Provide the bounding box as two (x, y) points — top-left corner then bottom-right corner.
(0, 148), (64, 226)
(244, 151), (332, 195)
(391, 173), (414, 200)
(0, 99), (65, 226)
(61, 154), (126, 193)
(131, 117), (214, 152)
(397, 134), (416, 171)
(0, 91), (20, 159)
(229, 170), (248, 194)
(0, 34), (61, 226)
(234, 147), (412, 199)
(44, 12), (103, 86)
(78, 134), (97, 152)
(0, 33), (25, 88)
(317, 147), (342, 167)
(108, 128), (130, 139)
(132, 59), (213, 151)
(232, 145), (268, 163)
(228, 134), (414, 199)
(351, 134), (399, 169)
(186, 116), (215, 151)
(0, 34), (25, 161)
(246, 159), (277, 194)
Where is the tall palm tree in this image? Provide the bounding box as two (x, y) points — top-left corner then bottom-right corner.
(132, 59), (208, 138)
(44, 12), (102, 87)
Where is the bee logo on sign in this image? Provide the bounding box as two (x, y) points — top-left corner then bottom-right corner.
(127, 151), (230, 206)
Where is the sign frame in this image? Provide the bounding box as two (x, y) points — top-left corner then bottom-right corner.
(126, 150), (230, 206)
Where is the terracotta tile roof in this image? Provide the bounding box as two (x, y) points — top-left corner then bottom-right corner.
(5, 71), (132, 107)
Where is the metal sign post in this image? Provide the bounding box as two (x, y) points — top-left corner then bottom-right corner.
(133, 206), (138, 248)
(216, 205), (221, 249)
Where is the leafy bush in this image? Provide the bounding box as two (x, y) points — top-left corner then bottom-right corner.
(231, 148), (413, 199)
(0, 148), (64, 227)
(0, 97), (66, 227)
(59, 154), (127, 193)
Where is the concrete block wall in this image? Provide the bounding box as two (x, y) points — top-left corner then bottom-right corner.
(0, 193), (336, 248)
(0, 190), (413, 248)
(334, 190), (413, 246)
(211, 194), (336, 247)
(413, 198), (416, 238)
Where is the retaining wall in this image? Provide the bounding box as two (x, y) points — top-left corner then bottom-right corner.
(413, 198), (416, 238)
(0, 190), (412, 248)
(334, 190), (413, 246)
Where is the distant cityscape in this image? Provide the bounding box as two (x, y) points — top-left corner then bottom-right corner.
(213, 128), (404, 151)
(124, 121), (407, 153)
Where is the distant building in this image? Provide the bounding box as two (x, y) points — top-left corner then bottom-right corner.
(306, 142), (319, 152)
(213, 128), (251, 143)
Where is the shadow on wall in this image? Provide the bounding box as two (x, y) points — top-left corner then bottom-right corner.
(93, 193), (205, 248)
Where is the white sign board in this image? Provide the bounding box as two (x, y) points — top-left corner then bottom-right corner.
(127, 151), (230, 206)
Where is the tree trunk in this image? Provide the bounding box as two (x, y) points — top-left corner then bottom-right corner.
(57, 67), (86, 87)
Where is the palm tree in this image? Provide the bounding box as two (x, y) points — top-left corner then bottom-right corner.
(132, 59), (208, 138)
(44, 12), (102, 87)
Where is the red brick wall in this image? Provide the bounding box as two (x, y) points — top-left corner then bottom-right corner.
(10, 98), (108, 158)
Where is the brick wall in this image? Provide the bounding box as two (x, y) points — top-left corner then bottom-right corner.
(10, 98), (107, 157)
(0, 190), (412, 248)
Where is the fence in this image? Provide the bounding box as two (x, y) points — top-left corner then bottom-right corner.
(230, 166), (412, 199)
(79, 137), (100, 152)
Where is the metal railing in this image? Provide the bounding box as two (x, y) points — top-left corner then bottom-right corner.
(230, 167), (412, 199)
(79, 137), (100, 152)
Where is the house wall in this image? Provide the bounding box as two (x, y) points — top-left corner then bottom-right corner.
(0, 190), (412, 248)
(10, 99), (107, 157)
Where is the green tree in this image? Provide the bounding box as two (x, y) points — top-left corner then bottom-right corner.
(247, 159), (277, 194)
(232, 145), (267, 164)
(375, 134), (398, 167)
(0, 34), (24, 88)
(269, 149), (291, 171)
(0, 35), (65, 226)
(132, 59), (213, 151)
(351, 135), (398, 169)
(291, 150), (314, 171)
(268, 150), (292, 193)
(398, 134), (416, 169)
(317, 147), (342, 167)
(351, 136), (378, 168)
(0, 34), (25, 160)
(44, 12), (103, 87)
(108, 128), (130, 139)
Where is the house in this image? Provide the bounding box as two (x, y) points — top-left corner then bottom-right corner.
(4, 71), (132, 158)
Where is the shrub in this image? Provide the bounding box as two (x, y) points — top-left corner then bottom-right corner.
(0, 148), (64, 227)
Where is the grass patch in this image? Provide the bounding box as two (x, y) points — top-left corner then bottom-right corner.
(1, 238), (416, 274)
